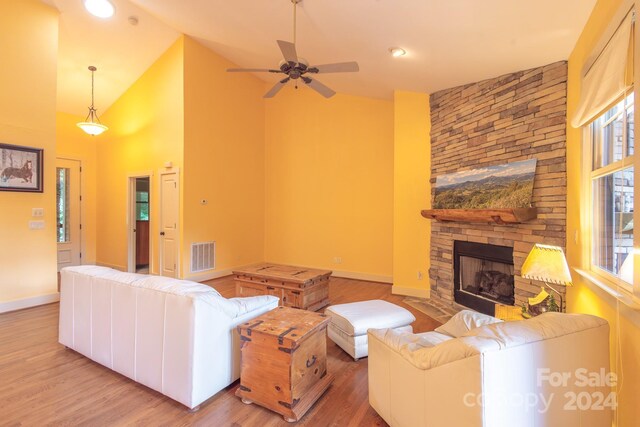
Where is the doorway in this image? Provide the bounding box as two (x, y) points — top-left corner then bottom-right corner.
(56, 158), (81, 271)
(128, 176), (151, 273)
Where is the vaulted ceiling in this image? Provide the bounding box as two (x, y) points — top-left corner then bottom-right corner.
(46, 0), (597, 115)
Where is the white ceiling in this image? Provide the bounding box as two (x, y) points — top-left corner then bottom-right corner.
(47, 0), (597, 115)
(48, 0), (180, 115)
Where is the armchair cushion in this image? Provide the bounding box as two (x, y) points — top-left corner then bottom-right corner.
(434, 309), (502, 337)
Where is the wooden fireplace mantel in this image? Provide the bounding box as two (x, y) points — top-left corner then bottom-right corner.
(420, 208), (537, 225)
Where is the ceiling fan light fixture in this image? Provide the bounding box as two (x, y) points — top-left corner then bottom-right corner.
(77, 66), (108, 136)
(389, 47), (407, 58)
(83, 0), (115, 19)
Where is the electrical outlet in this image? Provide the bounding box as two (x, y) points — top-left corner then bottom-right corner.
(417, 271), (423, 280)
(333, 256), (342, 264)
(29, 220), (45, 230)
(32, 208), (44, 217)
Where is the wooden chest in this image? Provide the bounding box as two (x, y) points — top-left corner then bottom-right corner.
(235, 306), (334, 422)
(234, 263), (331, 311)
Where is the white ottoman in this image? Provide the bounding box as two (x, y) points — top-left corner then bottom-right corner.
(325, 299), (415, 361)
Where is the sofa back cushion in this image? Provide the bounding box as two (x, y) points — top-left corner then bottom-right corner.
(61, 265), (278, 320)
(462, 311), (608, 347)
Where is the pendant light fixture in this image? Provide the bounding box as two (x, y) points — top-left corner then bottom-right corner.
(77, 66), (108, 136)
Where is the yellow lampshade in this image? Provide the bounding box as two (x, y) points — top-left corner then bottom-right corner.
(521, 244), (572, 286)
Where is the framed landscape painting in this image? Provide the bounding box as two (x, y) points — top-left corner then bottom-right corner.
(433, 159), (537, 209)
(0, 144), (43, 193)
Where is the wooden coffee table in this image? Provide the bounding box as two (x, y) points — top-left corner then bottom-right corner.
(236, 306), (334, 422)
(234, 263), (331, 311)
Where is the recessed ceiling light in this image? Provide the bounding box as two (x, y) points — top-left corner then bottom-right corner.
(389, 47), (407, 58)
(83, 0), (115, 19)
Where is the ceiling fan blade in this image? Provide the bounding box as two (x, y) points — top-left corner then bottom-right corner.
(227, 68), (281, 73)
(264, 77), (290, 98)
(304, 78), (336, 98)
(277, 40), (298, 64)
(311, 62), (360, 74)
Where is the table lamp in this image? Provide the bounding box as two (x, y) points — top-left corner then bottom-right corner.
(521, 244), (572, 312)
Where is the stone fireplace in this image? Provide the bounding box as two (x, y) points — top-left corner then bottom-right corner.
(428, 61), (568, 311)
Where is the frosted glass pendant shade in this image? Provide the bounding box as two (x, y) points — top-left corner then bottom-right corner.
(77, 121), (108, 136)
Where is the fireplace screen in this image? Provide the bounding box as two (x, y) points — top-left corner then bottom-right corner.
(459, 256), (515, 305)
(453, 241), (515, 315)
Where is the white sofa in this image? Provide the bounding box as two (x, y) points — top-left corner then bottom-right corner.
(59, 265), (278, 409)
(368, 310), (612, 427)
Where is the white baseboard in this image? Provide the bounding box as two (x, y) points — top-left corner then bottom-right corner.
(392, 286), (430, 299)
(332, 270), (393, 284)
(96, 261), (127, 272)
(184, 268), (234, 283)
(95, 261), (235, 283)
(0, 292), (60, 314)
(92, 260), (392, 285)
(186, 268), (392, 284)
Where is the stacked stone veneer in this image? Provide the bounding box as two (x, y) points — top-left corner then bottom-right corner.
(429, 61), (568, 308)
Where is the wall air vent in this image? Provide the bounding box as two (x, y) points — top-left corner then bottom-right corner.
(191, 241), (215, 273)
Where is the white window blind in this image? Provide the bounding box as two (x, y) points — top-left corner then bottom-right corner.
(571, 11), (634, 128)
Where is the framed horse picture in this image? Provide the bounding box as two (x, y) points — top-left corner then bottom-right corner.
(0, 144), (43, 192)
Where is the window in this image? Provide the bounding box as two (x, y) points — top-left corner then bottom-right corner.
(56, 167), (70, 243)
(136, 191), (149, 221)
(587, 92), (635, 289)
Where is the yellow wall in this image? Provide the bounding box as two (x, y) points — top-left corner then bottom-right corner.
(182, 37), (265, 279)
(0, 0), (58, 305)
(566, 0), (640, 424)
(264, 87), (394, 280)
(392, 91), (431, 297)
(56, 112), (98, 264)
(96, 37), (184, 273)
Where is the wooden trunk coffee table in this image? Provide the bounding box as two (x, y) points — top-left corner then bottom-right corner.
(236, 306), (334, 422)
(234, 263), (331, 311)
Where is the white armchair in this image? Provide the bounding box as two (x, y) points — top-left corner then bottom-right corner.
(368, 311), (612, 427)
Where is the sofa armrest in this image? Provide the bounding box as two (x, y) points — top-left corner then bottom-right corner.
(369, 328), (482, 370)
(198, 294), (278, 319)
(369, 329), (485, 427)
(229, 295), (279, 320)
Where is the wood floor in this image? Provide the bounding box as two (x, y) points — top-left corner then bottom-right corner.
(0, 276), (440, 426)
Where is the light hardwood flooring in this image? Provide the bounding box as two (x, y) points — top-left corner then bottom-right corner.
(0, 276), (439, 426)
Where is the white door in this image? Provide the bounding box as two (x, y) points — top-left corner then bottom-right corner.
(160, 172), (179, 277)
(56, 158), (81, 271)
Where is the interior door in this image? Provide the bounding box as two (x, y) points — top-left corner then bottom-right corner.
(160, 172), (179, 277)
(56, 158), (81, 271)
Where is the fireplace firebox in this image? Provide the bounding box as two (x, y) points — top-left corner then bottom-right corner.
(453, 241), (515, 316)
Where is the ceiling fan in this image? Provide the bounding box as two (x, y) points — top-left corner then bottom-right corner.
(227, 0), (359, 98)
